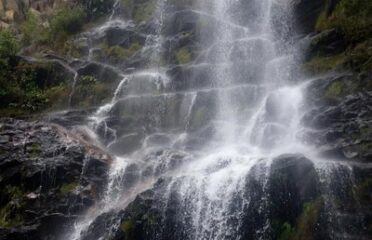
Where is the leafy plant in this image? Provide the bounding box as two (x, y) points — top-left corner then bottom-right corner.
(48, 5), (86, 45)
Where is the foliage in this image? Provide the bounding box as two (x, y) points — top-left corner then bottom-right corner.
(0, 31), (50, 116)
(120, 220), (135, 239)
(316, 0), (372, 42)
(324, 80), (345, 99)
(20, 11), (48, 45)
(294, 198), (323, 240)
(0, 30), (17, 61)
(272, 198), (323, 240)
(100, 42), (141, 63)
(0, 186), (25, 228)
(48, 5), (86, 45)
(70, 75), (112, 107)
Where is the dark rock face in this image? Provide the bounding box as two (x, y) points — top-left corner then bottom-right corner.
(306, 28), (347, 60)
(268, 154), (320, 223)
(293, 0), (324, 34)
(0, 118), (111, 240)
(304, 74), (372, 162)
(78, 155), (324, 240)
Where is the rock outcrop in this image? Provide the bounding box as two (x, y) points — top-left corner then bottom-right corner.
(0, 118), (111, 240)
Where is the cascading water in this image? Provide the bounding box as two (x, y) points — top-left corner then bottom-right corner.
(62, 0), (369, 239)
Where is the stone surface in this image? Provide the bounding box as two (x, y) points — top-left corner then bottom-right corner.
(0, 118), (111, 240)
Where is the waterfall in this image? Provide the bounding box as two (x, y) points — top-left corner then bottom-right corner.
(63, 0), (368, 239)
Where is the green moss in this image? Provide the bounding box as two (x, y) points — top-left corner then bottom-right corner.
(45, 84), (70, 110)
(315, 0), (372, 42)
(273, 198), (323, 240)
(70, 75), (112, 107)
(325, 80), (345, 99)
(59, 182), (78, 194)
(278, 222), (296, 240)
(100, 42), (141, 63)
(303, 54), (347, 74)
(133, 0), (156, 23)
(0, 204), (24, 227)
(175, 47), (192, 64)
(0, 186), (25, 228)
(30, 143), (40, 158)
(120, 219), (135, 239)
(294, 198), (323, 240)
(344, 40), (372, 71)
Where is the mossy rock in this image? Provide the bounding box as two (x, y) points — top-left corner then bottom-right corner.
(324, 80), (345, 99)
(272, 198), (323, 240)
(99, 42), (141, 63)
(293, 198), (323, 240)
(70, 75), (114, 108)
(59, 182), (78, 194)
(175, 47), (192, 64)
(315, 0), (372, 42)
(133, 0), (156, 23)
(120, 219), (135, 239)
(0, 186), (26, 228)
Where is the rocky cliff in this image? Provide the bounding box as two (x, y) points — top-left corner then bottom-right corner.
(0, 0), (371, 240)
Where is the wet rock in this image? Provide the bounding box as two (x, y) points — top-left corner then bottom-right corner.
(80, 211), (122, 240)
(292, 0), (324, 34)
(304, 75), (372, 162)
(0, 118), (111, 240)
(268, 154), (320, 222)
(77, 62), (122, 83)
(306, 28), (347, 60)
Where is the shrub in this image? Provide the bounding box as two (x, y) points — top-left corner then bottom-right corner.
(0, 30), (17, 61)
(48, 6), (87, 44)
(20, 11), (48, 45)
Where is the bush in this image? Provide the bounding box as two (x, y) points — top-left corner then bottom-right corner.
(49, 6), (87, 44)
(0, 30), (17, 61)
(21, 11), (48, 45)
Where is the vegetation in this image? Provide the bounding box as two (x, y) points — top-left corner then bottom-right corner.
(59, 182), (78, 194)
(176, 47), (192, 64)
(324, 80), (345, 99)
(20, 11), (47, 45)
(48, 6), (86, 48)
(69, 75), (112, 107)
(120, 219), (135, 239)
(315, 0), (372, 42)
(99, 42), (141, 63)
(305, 0), (372, 75)
(0, 186), (25, 228)
(273, 198), (323, 240)
(0, 30), (50, 116)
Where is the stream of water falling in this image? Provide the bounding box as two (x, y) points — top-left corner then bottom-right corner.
(65, 0), (364, 239)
